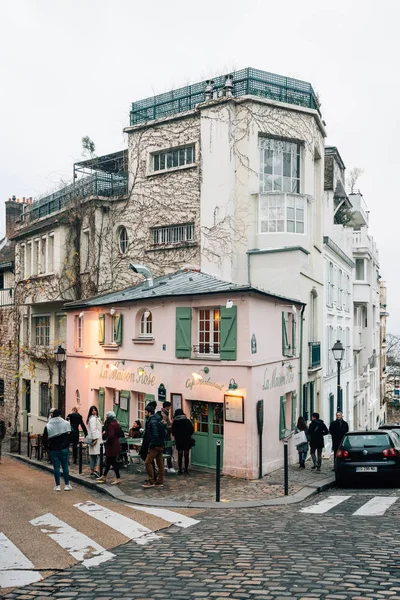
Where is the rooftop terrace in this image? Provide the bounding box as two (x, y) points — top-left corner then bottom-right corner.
(129, 67), (320, 126)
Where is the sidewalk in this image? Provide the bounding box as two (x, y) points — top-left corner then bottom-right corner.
(10, 449), (335, 509)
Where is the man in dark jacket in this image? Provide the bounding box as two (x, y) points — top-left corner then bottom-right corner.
(43, 409), (72, 491)
(329, 411), (349, 458)
(66, 406), (88, 464)
(142, 404), (166, 488)
(308, 412), (329, 472)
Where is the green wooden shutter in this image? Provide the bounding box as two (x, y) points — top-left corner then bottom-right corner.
(279, 395), (286, 440)
(220, 305), (237, 361)
(302, 383), (308, 419)
(145, 393), (155, 403)
(282, 312), (289, 356)
(115, 314), (123, 345)
(292, 315), (297, 356)
(98, 314), (105, 344)
(98, 387), (105, 421)
(115, 390), (129, 432)
(310, 381), (315, 416)
(291, 391), (297, 430)
(175, 307), (192, 358)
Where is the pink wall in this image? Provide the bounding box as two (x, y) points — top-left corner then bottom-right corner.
(66, 291), (303, 479)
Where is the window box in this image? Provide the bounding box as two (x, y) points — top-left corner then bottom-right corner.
(132, 337), (155, 344)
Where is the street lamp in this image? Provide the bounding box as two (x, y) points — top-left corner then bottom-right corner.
(54, 345), (66, 417)
(332, 340), (345, 412)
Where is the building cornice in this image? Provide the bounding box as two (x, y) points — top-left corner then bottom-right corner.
(247, 246), (310, 256)
(323, 236), (355, 268)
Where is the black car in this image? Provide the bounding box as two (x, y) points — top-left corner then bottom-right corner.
(335, 430), (400, 486)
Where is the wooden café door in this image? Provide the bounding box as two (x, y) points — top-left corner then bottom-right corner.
(191, 401), (224, 468)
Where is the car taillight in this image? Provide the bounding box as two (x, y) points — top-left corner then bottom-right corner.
(383, 448), (397, 457)
(336, 449), (349, 458)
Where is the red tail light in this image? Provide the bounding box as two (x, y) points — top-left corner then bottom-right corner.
(336, 449), (349, 458)
(383, 448), (397, 457)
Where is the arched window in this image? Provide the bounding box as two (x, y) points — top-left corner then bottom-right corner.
(140, 310), (152, 337)
(118, 226), (128, 254)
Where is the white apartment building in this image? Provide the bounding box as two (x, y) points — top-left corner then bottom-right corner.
(351, 191), (381, 430)
(322, 147), (354, 433)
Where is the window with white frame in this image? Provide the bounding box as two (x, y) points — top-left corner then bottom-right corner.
(48, 234), (54, 272)
(346, 327), (351, 367)
(198, 309), (220, 356)
(355, 258), (365, 280)
(345, 274), (351, 311)
(152, 223), (194, 246)
(327, 262), (334, 306)
(259, 137), (301, 193)
(338, 269), (343, 309)
(39, 382), (49, 417)
(41, 237), (47, 274)
(26, 242), (32, 277)
(153, 144), (195, 172)
(33, 240), (39, 275)
(118, 226), (129, 254)
(137, 392), (145, 423)
(76, 315), (83, 350)
(259, 194), (305, 234)
(34, 316), (50, 346)
(282, 310), (296, 357)
(140, 310), (152, 337)
(20, 245), (25, 279)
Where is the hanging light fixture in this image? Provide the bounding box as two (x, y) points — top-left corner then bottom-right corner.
(138, 363), (154, 376)
(227, 378), (238, 391)
(191, 367), (210, 381)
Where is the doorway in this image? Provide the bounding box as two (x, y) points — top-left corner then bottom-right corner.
(190, 401), (224, 468)
(23, 379), (31, 432)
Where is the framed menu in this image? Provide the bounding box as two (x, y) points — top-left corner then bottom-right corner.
(224, 395), (244, 423)
(171, 393), (182, 415)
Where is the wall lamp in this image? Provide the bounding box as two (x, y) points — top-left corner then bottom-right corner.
(138, 363), (154, 376)
(227, 378), (238, 390)
(191, 367), (210, 381)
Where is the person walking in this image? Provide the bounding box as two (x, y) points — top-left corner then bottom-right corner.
(86, 405), (102, 479)
(142, 404), (166, 488)
(329, 411), (349, 464)
(295, 416), (309, 469)
(161, 401), (175, 473)
(66, 406), (88, 464)
(308, 412), (329, 472)
(42, 409), (72, 491)
(171, 409), (194, 476)
(97, 411), (123, 485)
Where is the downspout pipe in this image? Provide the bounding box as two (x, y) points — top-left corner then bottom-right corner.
(299, 304), (306, 419)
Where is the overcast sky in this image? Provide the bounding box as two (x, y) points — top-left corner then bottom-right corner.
(0, 0), (398, 329)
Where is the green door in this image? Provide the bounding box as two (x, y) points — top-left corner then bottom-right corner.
(191, 401), (224, 468)
(114, 390), (130, 433)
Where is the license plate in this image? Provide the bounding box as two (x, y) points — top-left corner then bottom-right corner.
(356, 467), (377, 472)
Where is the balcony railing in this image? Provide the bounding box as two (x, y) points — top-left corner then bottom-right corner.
(130, 67), (319, 125)
(0, 288), (14, 307)
(21, 172), (128, 223)
(309, 342), (321, 369)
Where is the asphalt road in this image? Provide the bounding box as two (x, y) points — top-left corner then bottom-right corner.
(2, 459), (400, 599)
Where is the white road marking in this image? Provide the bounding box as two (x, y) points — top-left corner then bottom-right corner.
(0, 532), (43, 588)
(74, 501), (160, 544)
(125, 505), (200, 528)
(353, 496), (398, 516)
(300, 495), (351, 514)
(30, 513), (115, 568)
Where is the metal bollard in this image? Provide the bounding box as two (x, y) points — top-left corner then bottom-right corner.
(100, 443), (104, 476)
(18, 432), (22, 455)
(216, 440), (221, 502)
(284, 440), (289, 496)
(27, 432), (30, 457)
(78, 441), (83, 474)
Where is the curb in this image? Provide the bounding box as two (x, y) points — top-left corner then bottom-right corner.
(10, 453), (336, 509)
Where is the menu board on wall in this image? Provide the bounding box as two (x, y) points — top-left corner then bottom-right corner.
(224, 395), (244, 423)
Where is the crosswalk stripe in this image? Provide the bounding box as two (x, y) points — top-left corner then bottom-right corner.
(0, 533), (43, 588)
(300, 495), (351, 514)
(352, 496), (398, 516)
(74, 501), (160, 544)
(30, 513), (115, 568)
(125, 505), (200, 529)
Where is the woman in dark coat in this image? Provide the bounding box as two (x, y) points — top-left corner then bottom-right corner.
(171, 409), (194, 475)
(97, 411), (123, 485)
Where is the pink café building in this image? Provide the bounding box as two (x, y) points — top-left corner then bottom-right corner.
(65, 270), (304, 479)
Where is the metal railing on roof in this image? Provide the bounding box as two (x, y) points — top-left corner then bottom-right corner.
(130, 67), (320, 125)
(23, 172), (128, 222)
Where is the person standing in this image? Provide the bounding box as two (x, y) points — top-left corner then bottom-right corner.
(161, 401), (175, 473)
(97, 411), (123, 485)
(66, 406), (88, 464)
(308, 412), (329, 472)
(329, 411), (349, 460)
(142, 404), (166, 488)
(0, 419), (6, 464)
(42, 409), (72, 491)
(171, 409), (194, 476)
(86, 405), (103, 479)
(295, 416), (309, 469)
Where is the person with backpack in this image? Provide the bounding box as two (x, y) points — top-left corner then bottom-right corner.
(171, 409), (194, 475)
(97, 411), (124, 485)
(142, 404), (166, 488)
(66, 406), (88, 464)
(308, 412), (329, 472)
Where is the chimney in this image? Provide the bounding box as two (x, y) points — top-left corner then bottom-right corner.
(224, 74), (234, 97)
(204, 80), (214, 101)
(5, 196), (24, 239)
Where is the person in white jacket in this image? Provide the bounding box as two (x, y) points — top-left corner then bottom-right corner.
(86, 405), (103, 479)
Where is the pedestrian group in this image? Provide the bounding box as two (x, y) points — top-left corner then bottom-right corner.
(295, 411), (349, 472)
